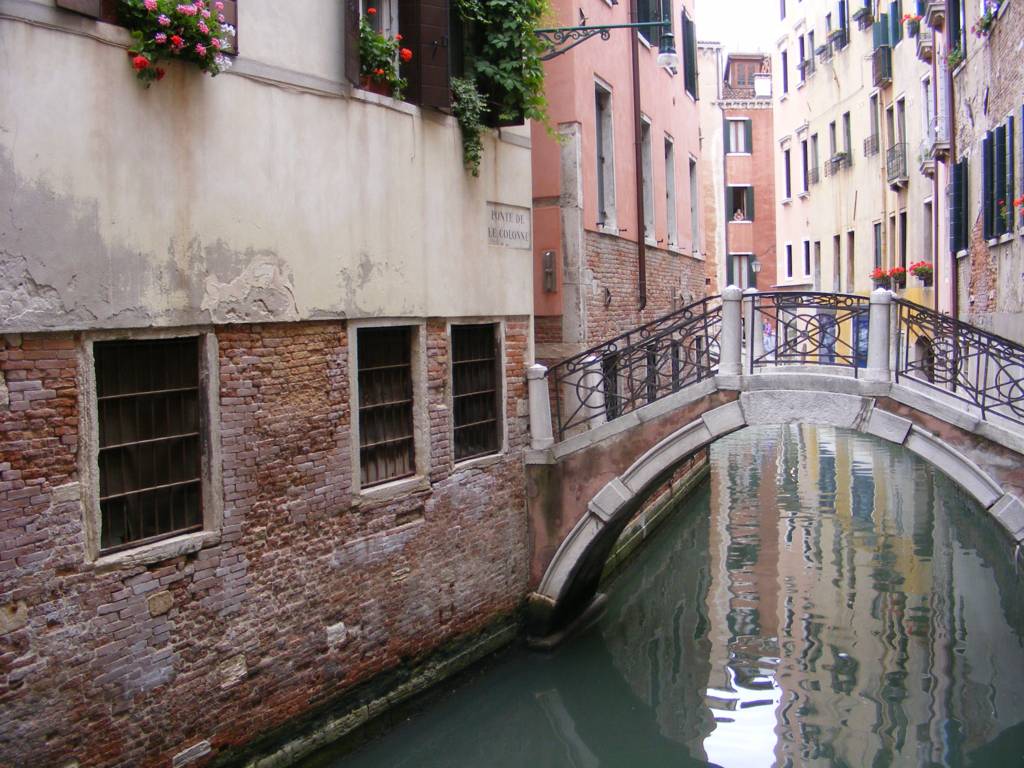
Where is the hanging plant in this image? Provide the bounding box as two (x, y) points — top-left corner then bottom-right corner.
(359, 8), (411, 99)
(451, 77), (489, 176)
(947, 44), (965, 69)
(972, 0), (1001, 37)
(120, 0), (236, 85)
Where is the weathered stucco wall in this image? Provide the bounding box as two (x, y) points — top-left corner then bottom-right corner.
(0, 1), (534, 333)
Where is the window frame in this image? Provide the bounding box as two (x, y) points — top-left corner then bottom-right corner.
(80, 329), (224, 566)
(449, 321), (507, 467)
(595, 81), (618, 231)
(350, 319), (429, 497)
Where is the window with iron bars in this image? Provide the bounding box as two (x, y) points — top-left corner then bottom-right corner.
(451, 324), (501, 462)
(94, 337), (203, 553)
(358, 326), (416, 487)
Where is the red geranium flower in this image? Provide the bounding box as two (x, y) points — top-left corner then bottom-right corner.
(394, 33), (403, 41)
(399, 47), (413, 62)
(132, 55), (150, 70)
(366, 6), (377, 13)
(171, 34), (184, 47)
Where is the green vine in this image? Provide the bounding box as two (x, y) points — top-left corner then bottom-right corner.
(451, 77), (489, 176)
(473, 0), (551, 126)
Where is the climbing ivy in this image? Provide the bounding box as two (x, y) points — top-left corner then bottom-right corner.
(451, 76), (488, 176)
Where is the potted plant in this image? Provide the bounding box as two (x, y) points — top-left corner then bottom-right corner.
(947, 44), (965, 69)
(119, 0), (236, 85)
(902, 13), (922, 37)
(909, 261), (934, 287)
(358, 8), (411, 98)
(1015, 195), (1024, 226)
(972, 0), (1001, 37)
(888, 265), (907, 289)
(870, 267), (891, 289)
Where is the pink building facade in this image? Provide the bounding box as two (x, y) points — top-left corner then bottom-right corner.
(532, 0), (706, 360)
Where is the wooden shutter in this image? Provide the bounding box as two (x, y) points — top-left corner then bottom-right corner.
(982, 133), (993, 240)
(948, 0), (961, 47)
(1006, 116), (1015, 231)
(723, 119), (731, 153)
(747, 256), (757, 290)
(726, 255), (735, 286)
(873, 16), (889, 48)
(55, 0), (119, 23)
(889, 2), (901, 43)
(995, 125), (1007, 235)
(399, 0), (451, 109)
(683, 13), (697, 98)
(344, 0), (360, 85)
(743, 120), (753, 153)
(745, 187), (755, 221)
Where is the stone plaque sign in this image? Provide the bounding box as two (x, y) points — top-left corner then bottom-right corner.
(487, 203), (532, 250)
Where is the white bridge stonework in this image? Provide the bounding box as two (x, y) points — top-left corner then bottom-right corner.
(524, 288), (1024, 639)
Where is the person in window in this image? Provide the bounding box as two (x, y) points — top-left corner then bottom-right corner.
(733, 208), (747, 221)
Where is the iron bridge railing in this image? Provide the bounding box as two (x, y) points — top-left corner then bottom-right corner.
(894, 299), (1024, 426)
(748, 292), (870, 374)
(548, 296), (722, 440)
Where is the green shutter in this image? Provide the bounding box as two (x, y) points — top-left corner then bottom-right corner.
(982, 133), (993, 240)
(889, 2), (901, 43)
(724, 119), (731, 153)
(726, 255), (735, 286)
(747, 256), (757, 289)
(746, 187), (755, 221)
(744, 120), (753, 154)
(995, 124), (1007, 235)
(950, 161), (963, 254)
(1007, 116), (1015, 231)
(873, 16), (889, 48)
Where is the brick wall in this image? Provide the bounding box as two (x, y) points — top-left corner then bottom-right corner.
(954, 0), (1024, 343)
(584, 230), (708, 343)
(0, 319), (529, 767)
(534, 315), (563, 345)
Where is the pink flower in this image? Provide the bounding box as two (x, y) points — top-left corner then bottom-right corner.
(195, 0), (204, 7)
(211, 37), (221, 48)
(144, 0), (158, 10)
(198, 20), (209, 33)
(154, 32), (167, 43)
(176, 4), (197, 15)
(201, 9), (211, 18)
(214, 1), (224, 9)
(158, 13), (171, 25)
(217, 13), (225, 21)
(195, 43), (206, 55)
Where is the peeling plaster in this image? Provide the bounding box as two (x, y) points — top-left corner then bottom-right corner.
(201, 255), (298, 323)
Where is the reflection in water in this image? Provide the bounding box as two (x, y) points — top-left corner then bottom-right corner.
(301, 426), (1024, 768)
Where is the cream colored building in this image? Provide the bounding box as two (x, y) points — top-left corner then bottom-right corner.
(772, 0), (943, 306)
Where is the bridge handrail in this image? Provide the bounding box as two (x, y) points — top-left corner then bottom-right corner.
(547, 295), (723, 439)
(893, 297), (1024, 426)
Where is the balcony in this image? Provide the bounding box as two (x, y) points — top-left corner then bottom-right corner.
(864, 133), (880, 157)
(872, 45), (893, 87)
(816, 43), (833, 63)
(924, 0), (945, 30)
(828, 28), (848, 49)
(916, 27), (934, 62)
(852, 5), (874, 30)
(886, 143), (908, 188)
(824, 152), (851, 177)
(728, 220), (754, 252)
(798, 58), (816, 78)
(809, 166), (820, 185)
(918, 139), (936, 177)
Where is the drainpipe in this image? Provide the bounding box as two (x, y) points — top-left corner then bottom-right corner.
(932, 48), (941, 314)
(946, 21), (959, 321)
(630, 0), (647, 311)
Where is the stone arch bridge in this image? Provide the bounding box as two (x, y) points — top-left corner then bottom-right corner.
(524, 288), (1024, 639)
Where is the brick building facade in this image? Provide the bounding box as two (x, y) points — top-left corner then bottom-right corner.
(0, 2), (535, 765)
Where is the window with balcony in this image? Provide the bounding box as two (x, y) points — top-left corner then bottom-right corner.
(810, 133), (820, 183)
(451, 324), (501, 462)
(798, 36), (807, 83)
(726, 119), (752, 154)
(94, 337), (204, 554)
(595, 84), (617, 229)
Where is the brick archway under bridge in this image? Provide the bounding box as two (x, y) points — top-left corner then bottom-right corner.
(523, 290), (1024, 640)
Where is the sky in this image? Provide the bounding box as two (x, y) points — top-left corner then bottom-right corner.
(697, 0), (779, 56)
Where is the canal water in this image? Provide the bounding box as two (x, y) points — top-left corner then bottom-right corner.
(302, 425), (1024, 768)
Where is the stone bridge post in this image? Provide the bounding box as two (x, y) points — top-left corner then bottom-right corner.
(866, 288), (893, 382)
(719, 286), (744, 376)
(527, 363), (555, 450)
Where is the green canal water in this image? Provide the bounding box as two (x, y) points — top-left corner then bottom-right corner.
(302, 425), (1024, 767)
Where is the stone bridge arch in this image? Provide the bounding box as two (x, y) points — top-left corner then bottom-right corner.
(524, 374), (1024, 641)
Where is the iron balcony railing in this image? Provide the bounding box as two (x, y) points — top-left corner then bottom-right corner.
(887, 142), (908, 184)
(872, 45), (893, 87)
(808, 166), (820, 185)
(895, 299), (1024, 426)
(749, 292), (870, 374)
(864, 133), (880, 157)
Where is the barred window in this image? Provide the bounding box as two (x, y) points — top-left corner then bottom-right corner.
(95, 337), (203, 553)
(451, 324), (500, 462)
(358, 326), (415, 487)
